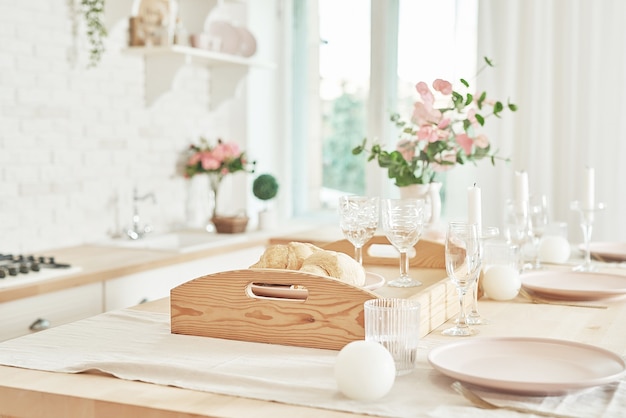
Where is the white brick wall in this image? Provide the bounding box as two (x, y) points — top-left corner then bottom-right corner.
(0, 1), (255, 253)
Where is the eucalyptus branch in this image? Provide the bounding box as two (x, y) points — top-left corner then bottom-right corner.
(81, 0), (107, 67)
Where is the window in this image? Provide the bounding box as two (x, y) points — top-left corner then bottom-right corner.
(292, 0), (478, 218)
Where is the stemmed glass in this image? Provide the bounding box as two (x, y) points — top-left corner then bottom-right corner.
(503, 198), (529, 272)
(381, 198), (426, 288)
(466, 226), (499, 326)
(571, 200), (606, 272)
(527, 194), (549, 269)
(443, 222), (481, 337)
(338, 196), (380, 264)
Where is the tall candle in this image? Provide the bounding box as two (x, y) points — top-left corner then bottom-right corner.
(583, 166), (595, 210)
(514, 170), (529, 214)
(468, 184), (482, 233)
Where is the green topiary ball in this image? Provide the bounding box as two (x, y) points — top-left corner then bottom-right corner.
(252, 174), (279, 201)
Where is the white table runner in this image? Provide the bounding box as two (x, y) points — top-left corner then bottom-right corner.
(0, 308), (624, 417)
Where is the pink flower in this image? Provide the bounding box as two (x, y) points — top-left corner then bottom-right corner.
(415, 81), (434, 107)
(412, 102), (442, 126)
(437, 118), (450, 130)
(432, 151), (457, 172)
(475, 134), (489, 148)
(456, 133), (474, 156)
(397, 139), (415, 161)
(433, 79), (452, 95)
(417, 125), (441, 143)
(200, 153), (221, 170)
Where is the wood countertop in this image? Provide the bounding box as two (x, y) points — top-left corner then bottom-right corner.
(3, 277), (626, 417)
(0, 222), (339, 303)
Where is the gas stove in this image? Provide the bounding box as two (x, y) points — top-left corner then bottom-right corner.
(0, 253), (82, 289)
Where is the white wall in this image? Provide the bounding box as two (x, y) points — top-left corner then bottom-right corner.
(0, 0), (279, 253)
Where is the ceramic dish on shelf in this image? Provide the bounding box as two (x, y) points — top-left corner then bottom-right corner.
(428, 337), (625, 395)
(584, 242), (626, 262)
(207, 20), (240, 54)
(235, 25), (257, 57)
(520, 270), (626, 300)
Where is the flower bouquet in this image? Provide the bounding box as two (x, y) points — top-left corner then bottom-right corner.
(183, 137), (255, 232)
(353, 57), (517, 186)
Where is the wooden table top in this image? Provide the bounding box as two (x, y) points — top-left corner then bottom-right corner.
(2, 263), (626, 417)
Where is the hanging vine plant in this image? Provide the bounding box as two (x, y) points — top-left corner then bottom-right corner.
(81, 0), (107, 67)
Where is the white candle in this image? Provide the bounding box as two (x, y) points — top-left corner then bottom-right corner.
(514, 171), (529, 214)
(468, 184), (482, 233)
(583, 166), (595, 210)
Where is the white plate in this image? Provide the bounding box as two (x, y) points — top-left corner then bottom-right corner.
(250, 271), (385, 299)
(428, 337), (625, 395)
(586, 242), (626, 262)
(521, 270), (626, 300)
(363, 271), (385, 290)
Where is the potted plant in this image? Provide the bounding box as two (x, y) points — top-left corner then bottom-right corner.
(353, 57), (517, 225)
(183, 137), (256, 233)
(252, 173), (279, 230)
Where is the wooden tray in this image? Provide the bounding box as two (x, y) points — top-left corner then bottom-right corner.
(171, 266), (457, 350)
(171, 269), (376, 350)
(323, 235), (445, 269)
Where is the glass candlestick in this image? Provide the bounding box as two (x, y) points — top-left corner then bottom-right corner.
(570, 201), (605, 272)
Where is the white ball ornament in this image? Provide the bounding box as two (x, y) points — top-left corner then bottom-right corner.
(482, 265), (521, 301)
(539, 236), (571, 264)
(334, 340), (396, 401)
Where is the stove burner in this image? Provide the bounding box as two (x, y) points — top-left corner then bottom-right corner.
(0, 253), (72, 279)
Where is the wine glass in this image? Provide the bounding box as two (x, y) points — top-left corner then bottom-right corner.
(527, 194), (549, 269)
(381, 198), (426, 288)
(443, 221), (481, 337)
(466, 226), (499, 326)
(338, 196), (380, 264)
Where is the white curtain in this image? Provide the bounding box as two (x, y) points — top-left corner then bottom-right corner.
(450, 0), (626, 243)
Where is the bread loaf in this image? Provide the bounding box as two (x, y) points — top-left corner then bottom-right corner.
(249, 242), (323, 270)
(299, 250), (366, 286)
(250, 242), (367, 287)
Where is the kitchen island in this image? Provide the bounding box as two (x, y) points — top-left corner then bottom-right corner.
(1, 262), (626, 417)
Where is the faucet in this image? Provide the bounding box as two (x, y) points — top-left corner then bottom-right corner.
(126, 187), (156, 240)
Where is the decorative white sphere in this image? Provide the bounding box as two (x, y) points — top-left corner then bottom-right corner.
(482, 265), (521, 301)
(334, 340), (396, 401)
(539, 236), (571, 264)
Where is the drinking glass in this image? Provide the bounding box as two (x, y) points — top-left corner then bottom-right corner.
(364, 298), (421, 376)
(443, 222), (481, 337)
(338, 196), (380, 264)
(381, 198), (426, 288)
(527, 194), (548, 269)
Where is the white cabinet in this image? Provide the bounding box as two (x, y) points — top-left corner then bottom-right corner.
(0, 283), (103, 342)
(104, 245), (265, 311)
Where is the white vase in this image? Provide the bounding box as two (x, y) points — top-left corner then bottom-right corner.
(258, 209), (278, 230)
(398, 182), (442, 226)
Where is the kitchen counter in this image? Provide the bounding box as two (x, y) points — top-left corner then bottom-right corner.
(2, 273), (626, 417)
(0, 222), (340, 304)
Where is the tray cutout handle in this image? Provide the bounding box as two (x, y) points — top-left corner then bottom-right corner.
(247, 282), (309, 301)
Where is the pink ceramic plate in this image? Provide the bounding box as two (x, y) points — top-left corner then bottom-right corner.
(428, 337), (625, 395)
(586, 242), (626, 262)
(521, 271), (626, 300)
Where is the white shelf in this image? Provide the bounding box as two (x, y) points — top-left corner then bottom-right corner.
(124, 46), (275, 107)
(124, 45), (275, 69)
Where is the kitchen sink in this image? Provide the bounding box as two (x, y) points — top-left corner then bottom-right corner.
(96, 230), (249, 253)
